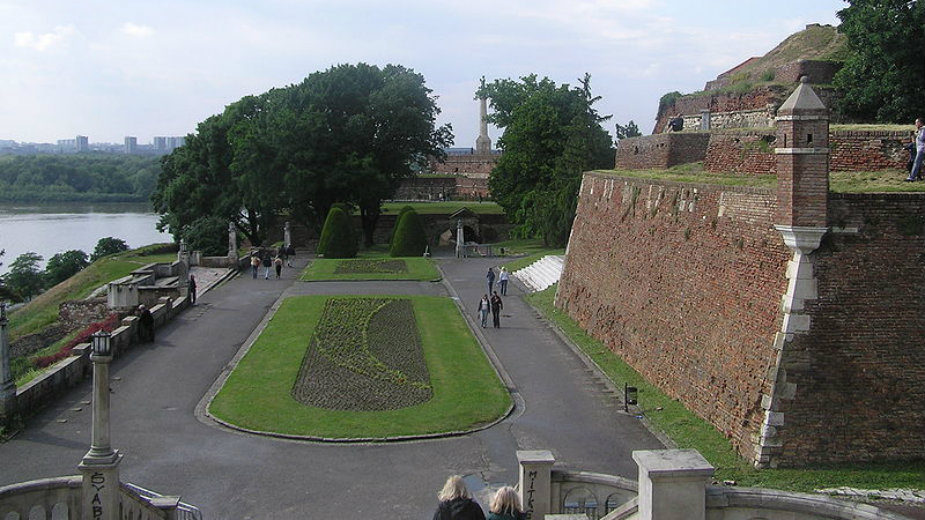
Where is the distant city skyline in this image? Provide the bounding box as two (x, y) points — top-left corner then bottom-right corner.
(2, 1), (844, 147)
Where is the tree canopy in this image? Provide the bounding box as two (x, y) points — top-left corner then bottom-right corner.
(834, 0), (925, 122)
(91, 237), (130, 261)
(6, 252), (43, 301)
(152, 63), (452, 249)
(480, 74), (614, 246)
(45, 250), (89, 288)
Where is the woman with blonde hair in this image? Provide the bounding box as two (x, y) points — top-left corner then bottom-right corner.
(433, 475), (485, 520)
(487, 486), (525, 520)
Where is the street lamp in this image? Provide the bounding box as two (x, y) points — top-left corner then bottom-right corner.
(79, 329), (122, 520)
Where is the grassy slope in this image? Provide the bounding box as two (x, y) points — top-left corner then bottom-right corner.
(8, 247), (177, 340)
(208, 294), (511, 438)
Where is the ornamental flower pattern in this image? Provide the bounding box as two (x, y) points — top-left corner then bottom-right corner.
(291, 297), (433, 411)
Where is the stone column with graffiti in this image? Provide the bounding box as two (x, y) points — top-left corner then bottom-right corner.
(517, 450), (555, 519)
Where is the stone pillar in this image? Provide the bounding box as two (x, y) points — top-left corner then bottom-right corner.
(78, 331), (123, 520)
(228, 222), (238, 260)
(699, 110), (711, 131)
(177, 240), (189, 294)
(284, 221), (292, 249)
(0, 304), (16, 422)
(456, 219), (465, 258)
(476, 78), (492, 154)
(632, 450), (713, 520)
(517, 450), (555, 520)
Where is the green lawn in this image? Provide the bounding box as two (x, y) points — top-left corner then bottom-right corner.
(526, 286), (925, 493)
(381, 201), (504, 215)
(209, 294), (511, 439)
(301, 256), (441, 281)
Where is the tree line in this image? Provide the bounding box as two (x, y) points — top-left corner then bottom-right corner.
(0, 155), (162, 202)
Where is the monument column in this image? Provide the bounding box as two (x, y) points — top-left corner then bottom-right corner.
(78, 330), (123, 520)
(476, 78), (492, 154)
(757, 76), (830, 468)
(0, 304), (16, 422)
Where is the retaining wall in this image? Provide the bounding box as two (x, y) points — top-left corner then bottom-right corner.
(556, 171), (925, 466)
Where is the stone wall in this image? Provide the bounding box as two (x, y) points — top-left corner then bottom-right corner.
(393, 175), (490, 201)
(58, 298), (109, 331)
(429, 153), (499, 178)
(615, 133), (710, 170)
(556, 171), (925, 466)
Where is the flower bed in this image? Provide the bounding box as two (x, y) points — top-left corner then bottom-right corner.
(333, 259), (408, 275)
(291, 297), (432, 411)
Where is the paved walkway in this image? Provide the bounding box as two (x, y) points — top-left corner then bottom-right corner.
(0, 251), (663, 519)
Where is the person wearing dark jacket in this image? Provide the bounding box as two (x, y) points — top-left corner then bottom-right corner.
(433, 475), (485, 520)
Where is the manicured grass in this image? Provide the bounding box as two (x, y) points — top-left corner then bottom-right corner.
(301, 257), (441, 281)
(526, 286), (925, 492)
(598, 161), (924, 193)
(209, 294), (511, 438)
(8, 246), (177, 340)
(381, 201), (504, 215)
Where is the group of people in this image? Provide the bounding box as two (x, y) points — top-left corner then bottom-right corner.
(480, 267), (508, 328)
(250, 244), (295, 280)
(433, 475), (525, 520)
(904, 118), (925, 182)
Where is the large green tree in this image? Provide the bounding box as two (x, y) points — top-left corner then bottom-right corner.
(834, 0), (925, 122)
(44, 249), (88, 288)
(7, 252), (43, 301)
(481, 74), (614, 246)
(153, 63), (451, 249)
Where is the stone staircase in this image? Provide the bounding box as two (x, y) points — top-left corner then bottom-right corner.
(512, 255), (565, 293)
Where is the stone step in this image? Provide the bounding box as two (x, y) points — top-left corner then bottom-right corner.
(513, 255), (565, 293)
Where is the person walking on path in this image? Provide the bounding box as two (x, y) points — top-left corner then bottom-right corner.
(432, 475), (486, 520)
(188, 275), (197, 304)
(274, 256), (283, 279)
(486, 486), (525, 520)
(250, 253), (260, 279)
(905, 118), (925, 181)
(262, 250), (273, 280)
(486, 267), (496, 294)
(498, 267), (509, 296)
(490, 291), (503, 328)
(477, 294), (491, 328)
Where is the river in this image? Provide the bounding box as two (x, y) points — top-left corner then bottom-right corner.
(0, 202), (172, 275)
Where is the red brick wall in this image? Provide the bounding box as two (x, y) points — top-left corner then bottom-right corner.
(777, 193), (925, 463)
(558, 171), (925, 465)
(616, 134), (710, 170)
(703, 131), (778, 175)
(556, 173), (789, 457)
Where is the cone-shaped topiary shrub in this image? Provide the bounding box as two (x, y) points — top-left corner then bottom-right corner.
(318, 206), (358, 258)
(389, 208), (428, 257)
(388, 205), (416, 246)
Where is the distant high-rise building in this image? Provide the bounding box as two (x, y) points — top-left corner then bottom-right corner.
(167, 136), (185, 150)
(57, 138), (76, 152)
(76, 135), (89, 152)
(124, 136), (137, 154)
(153, 136), (168, 152)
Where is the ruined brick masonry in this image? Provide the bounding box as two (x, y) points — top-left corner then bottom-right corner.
(556, 172), (925, 466)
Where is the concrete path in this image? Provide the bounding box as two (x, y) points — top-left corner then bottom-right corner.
(0, 251), (663, 519)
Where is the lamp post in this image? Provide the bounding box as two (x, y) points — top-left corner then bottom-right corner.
(78, 330), (122, 520)
(0, 303), (15, 422)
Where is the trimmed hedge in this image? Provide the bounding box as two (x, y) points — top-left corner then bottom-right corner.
(389, 208), (428, 257)
(388, 205), (415, 246)
(317, 206), (358, 258)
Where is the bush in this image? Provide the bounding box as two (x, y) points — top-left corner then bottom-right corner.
(317, 207), (358, 258)
(181, 216), (228, 256)
(388, 205), (416, 246)
(389, 209), (428, 257)
(34, 313), (120, 368)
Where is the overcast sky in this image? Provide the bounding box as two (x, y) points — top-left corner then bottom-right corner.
(1, 0), (844, 147)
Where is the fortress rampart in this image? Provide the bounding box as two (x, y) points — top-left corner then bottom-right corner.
(556, 173), (925, 466)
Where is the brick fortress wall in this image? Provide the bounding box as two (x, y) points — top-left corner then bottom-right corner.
(556, 171), (925, 465)
(619, 130), (912, 174)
